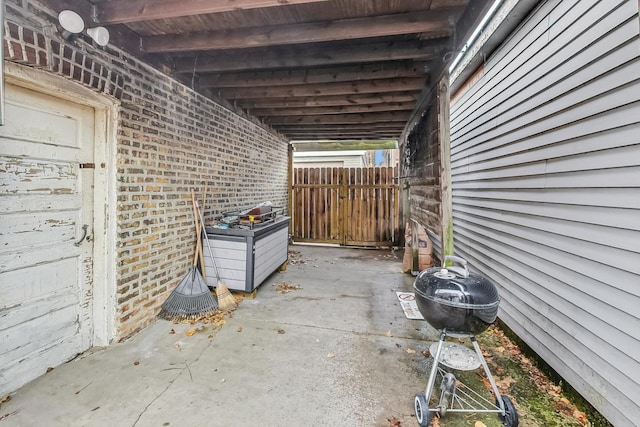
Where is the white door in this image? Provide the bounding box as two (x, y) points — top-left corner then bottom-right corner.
(0, 82), (96, 394)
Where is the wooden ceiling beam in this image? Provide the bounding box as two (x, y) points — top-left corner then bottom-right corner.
(174, 40), (439, 73)
(142, 10), (458, 53)
(281, 131), (403, 137)
(273, 126), (402, 136)
(265, 112), (411, 125)
(284, 131), (401, 137)
(280, 130), (403, 138)
(198, 61), (428, 88)
(285, 129), (402, 133)
(93, 0), (330, 24)
(218, 77), (426, 99)
(292, 140), (398, 150)
(286, 134), (401, 140)
(281, 124), (405, 130)
(249, 102), (416, 117)
(235, 92), (419, 109)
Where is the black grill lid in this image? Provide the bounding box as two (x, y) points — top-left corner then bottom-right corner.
(413, 257), (499, 310)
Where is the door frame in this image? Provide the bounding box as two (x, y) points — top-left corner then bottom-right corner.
(5, 62), (119, 346)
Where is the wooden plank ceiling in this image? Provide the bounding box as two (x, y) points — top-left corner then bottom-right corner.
(43, 0), (492, 141)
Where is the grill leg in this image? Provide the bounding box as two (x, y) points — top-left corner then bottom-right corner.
(471, 336), (506, 414)
(424, 330), (446, 406)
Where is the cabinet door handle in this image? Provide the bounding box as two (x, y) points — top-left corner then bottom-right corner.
(74, 224), (89, 247)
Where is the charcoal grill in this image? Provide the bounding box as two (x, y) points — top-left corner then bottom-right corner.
(412, 256), (519, 427)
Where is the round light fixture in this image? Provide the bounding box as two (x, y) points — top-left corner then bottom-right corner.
(58, 10), (84, 34)
(87, 27), (110, 47)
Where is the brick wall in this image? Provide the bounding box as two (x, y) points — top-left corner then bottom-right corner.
(4, 0), (290, 339)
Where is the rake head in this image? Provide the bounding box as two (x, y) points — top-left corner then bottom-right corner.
(159, 266), (218, 321)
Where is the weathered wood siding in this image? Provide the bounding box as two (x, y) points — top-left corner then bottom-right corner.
(400, 103), (442, 253)
(449, 1), (640, 425)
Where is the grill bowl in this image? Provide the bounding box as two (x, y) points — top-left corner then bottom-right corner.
(413, 259), (499, 336)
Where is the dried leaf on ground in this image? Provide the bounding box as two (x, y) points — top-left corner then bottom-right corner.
(287, 249), (306, 265)
(554, 395), (589, 423)
(386, 330), (393, 337)
(484, 324), (590, 426)
(480, 376), (492, 392)
(387, 416), (402, 426)
(406, 348), (416, 354)
(173, 310), (228, 327)
(495, 376), (517, 393)
(185, 329), (196, 336)
(188, 310), (227, 326)
(474, 421), (487, 427)
(277, 329), (286, 334)
(573, 409), (588, 424)
(0, 395), (11, 404)
(168, 329), (175, 334)
(46, 367), (54, 373)
(430, 416), (441, 427)
(327, 352), (335, 358)
(274, 282), (302, 294)
(237, 326), (243, 332)
(174, 343), (181, 350)
(133, 360), (140, 366)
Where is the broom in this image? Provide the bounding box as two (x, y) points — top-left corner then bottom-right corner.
(158, 192), (218, 320)
(196, 194), (237, 312)
(215, 282), (237, 312)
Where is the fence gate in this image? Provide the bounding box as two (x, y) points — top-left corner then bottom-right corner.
(291, 167), (399, 247)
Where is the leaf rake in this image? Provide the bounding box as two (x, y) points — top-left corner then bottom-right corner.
(158, 189), (218, 321)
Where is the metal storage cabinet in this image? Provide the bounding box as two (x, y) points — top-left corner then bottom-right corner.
(202, 217), (290, 292)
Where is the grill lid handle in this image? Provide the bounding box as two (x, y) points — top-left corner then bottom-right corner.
(443, 255), (469, 278)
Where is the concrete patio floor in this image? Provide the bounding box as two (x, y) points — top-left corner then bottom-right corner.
(0, 245), (592, 427)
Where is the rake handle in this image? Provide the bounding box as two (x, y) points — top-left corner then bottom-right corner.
(196, 199), (220, 283)
(191, 189), (205, 277)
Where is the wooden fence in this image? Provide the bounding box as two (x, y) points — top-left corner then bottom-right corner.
(291, 167), (399, 247)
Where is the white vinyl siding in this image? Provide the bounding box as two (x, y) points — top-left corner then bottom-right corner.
(449, 1), (640, 426)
